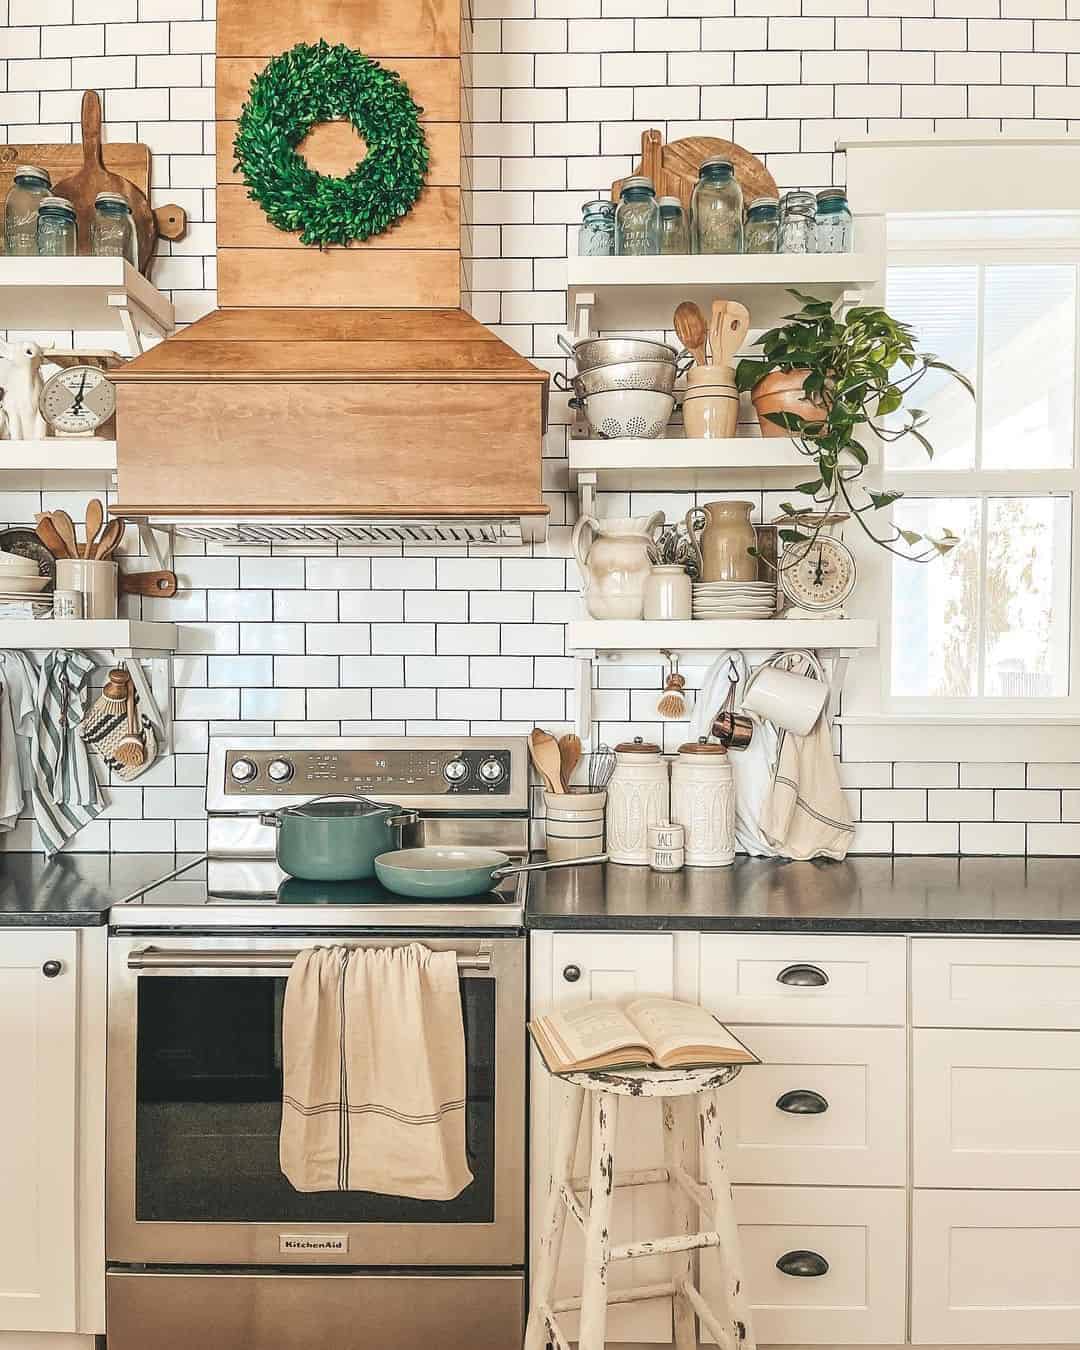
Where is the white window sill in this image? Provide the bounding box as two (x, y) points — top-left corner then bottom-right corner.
(839, 714), (1080, 763)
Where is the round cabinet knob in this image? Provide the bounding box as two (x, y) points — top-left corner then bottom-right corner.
(266, 759), (294, 784)
(42, 960), (63, 978)
(478, 757), (505, 784)
(562, 964), (582, 983)
(443, 758), (469, 784)
(230, 758), (258, 783)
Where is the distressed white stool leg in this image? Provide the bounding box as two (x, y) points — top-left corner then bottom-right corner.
(700, 1088), (756, 1350)
(525, 1079), (586, 1350)
(663, 1096), (699, 1350)
(577, 1090), (620, 1350)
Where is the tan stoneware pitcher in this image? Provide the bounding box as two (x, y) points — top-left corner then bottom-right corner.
(684, 500), (758, 582)
(572, 511), (665, 619)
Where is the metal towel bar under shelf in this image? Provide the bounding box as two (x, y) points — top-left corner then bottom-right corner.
(128, 947), (492, 972)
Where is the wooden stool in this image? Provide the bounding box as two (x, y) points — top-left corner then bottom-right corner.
(525, 1065), (755, 1350)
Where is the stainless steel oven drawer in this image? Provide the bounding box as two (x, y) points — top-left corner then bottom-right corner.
(107, 1270), (524, 1349)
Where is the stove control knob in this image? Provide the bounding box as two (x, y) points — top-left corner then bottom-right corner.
(478, 757), (506, 785)
(230, 757), (258, 784)
(267, 759), (295, 784)
(443, 758), (469, 784)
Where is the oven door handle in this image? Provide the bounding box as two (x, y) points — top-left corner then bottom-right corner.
(127, 946), (492, 972)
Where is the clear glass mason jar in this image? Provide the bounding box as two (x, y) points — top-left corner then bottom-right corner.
(91, 191), (137, 265)
(816, 187), (853, 254)
(36, 195), (78, 257)
(744, 196), (779, 255)
(657, 196), (689, 255)
(578, 198), (615, 257)
(691, 156), (743, 255)
(778, 190), (818, 254)
(4, 165), (51, 256)
(615, 176), (660, 256)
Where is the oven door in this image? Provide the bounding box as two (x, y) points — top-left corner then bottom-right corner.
(107, 933), (524, 1268)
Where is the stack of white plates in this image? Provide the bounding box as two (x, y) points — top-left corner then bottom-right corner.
(693, 581), (777, 620)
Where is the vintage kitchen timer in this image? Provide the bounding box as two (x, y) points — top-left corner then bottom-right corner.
(39, 352), (119, 438)
(775, 511), (857, 619)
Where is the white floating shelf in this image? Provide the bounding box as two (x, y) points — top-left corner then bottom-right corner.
(569, 436), (830, 490)
(568, 247), (883, 333)
(0, 439), (117, 472)
(0, 257), (173, 341)
(0, 619), (176, 654)
(568, 618), (878, 652)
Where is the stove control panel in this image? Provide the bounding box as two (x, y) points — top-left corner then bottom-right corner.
(224, 747), (514, 798)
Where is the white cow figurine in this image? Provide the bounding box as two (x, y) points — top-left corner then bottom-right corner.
(0, 339), (47, 441)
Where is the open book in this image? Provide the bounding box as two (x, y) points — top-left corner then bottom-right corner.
(529, 996), (758, 1074)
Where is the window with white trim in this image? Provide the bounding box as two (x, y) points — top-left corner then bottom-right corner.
(882, 212), (1079, 711)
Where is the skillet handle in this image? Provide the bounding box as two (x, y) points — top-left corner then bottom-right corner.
(492, 853), (608, 879)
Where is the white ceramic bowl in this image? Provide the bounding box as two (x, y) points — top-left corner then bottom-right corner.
(0, 551), (42, 576)
(0, 575), (51, 594)
(581, 389), (675, 440)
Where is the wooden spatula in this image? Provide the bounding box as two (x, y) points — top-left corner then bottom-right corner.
(674, 301), (708, 368)
(50, 510), (79, 562)
(558, 733), (582, 790)
(717, 301), (750, 368)
(91, 518), (125, 561)
(709, 300), (731, 367)
(51, 90), (157, 273)
(529, 728), (565, 795)
(35, 515), (71, 559)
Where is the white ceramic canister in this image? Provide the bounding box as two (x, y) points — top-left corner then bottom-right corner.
(605, 737), (670, 866)
(544, 789), (606, 861)
(649, 821), (685, 872)
(642, 564), (692, 620)
(670, 737), (736, 867)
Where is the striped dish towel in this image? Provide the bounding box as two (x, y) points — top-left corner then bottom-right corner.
(280, 944), (474, 1200)
(32, 650), (104, 858)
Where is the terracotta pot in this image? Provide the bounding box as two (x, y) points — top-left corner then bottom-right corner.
(751, 368), (826, 439)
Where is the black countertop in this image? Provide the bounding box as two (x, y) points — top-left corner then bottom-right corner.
(527, 855), (1080, 934)
(0, 853), (190, 927)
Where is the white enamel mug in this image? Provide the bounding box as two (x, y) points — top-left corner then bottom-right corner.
(742, 651), (829, 736)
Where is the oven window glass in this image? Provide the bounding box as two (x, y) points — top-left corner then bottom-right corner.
(135, 974), (496, 1223)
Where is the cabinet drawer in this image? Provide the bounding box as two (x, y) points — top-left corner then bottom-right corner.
(914, 1028), (1080, 1189)
(717, 1027), (906, 1186)
(913, 1189), (1080, 1344)
(702, 1186), (906, 1346)
(700, 934), (906, 1026)
(912, 937), (1080, 1029)
(549, 932), (675, 1004)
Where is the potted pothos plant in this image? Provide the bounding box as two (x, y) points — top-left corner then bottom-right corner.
(734, 290), (974, 561)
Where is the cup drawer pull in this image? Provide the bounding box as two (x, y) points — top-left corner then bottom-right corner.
(776, 1089), (829, 1115)
(776, 1250), (830, 1278)
(777, 963), (829, 987)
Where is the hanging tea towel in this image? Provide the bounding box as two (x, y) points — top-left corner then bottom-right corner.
(32, 650), (104, 858)
(0, 651), (37, 831)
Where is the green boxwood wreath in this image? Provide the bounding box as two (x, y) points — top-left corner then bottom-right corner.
(233, 39), (430, 249)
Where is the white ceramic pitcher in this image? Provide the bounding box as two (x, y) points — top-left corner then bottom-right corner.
(571, 511), (664, 619)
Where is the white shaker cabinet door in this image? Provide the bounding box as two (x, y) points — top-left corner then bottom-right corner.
(0, 929), (79, 1333)
(912, 936), (1080, 1029)
(914, 1027), (1080, 1189)
(913, 1189), (1080, 1344)
(530, 932), (676, 1343)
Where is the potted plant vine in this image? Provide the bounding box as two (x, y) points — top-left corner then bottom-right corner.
(734, 290), (974, 560)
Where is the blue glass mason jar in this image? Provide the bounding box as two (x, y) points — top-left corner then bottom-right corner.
(691, 157), (743, 254)
(4, 165), (51, 256)
(744, 196), (779, 255)
(578, 198), (616, 257)
(615, 176), (660, 256)
(91, 190), (138, 265)
(778, 190), (818, 254)
(816, 188), (854, 253)
(657, 196), (689, 254)
(36, 195), (78, 257)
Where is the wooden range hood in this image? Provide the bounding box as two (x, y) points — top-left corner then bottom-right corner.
(111, 0), (550, 546)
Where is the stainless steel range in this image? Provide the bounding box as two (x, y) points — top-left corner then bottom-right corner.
(106, 736), (528, 1350)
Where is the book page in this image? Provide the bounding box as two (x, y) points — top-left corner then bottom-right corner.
(549, 1000), (645, 1063)
(625, 996), (753, 1065)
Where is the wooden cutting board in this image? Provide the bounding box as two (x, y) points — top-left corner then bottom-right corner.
(613, 128), (778, 217)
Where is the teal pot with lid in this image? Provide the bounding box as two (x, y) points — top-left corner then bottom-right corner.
(261, 794), (419, 882)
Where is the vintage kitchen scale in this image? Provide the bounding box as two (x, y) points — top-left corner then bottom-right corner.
(775, 510), (857, 619)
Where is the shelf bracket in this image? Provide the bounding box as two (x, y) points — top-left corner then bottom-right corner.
(576, 470), (597, 521)
(571, 289), (596, 340)
(137, 521), (174, 572)
(574, 654), (594, 742)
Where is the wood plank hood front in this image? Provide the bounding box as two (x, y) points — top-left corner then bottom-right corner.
(111, 0), (550, 543)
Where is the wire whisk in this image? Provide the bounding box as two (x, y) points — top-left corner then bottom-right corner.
(583, 744), (616, 792)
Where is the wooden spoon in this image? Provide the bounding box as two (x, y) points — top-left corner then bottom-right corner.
(529, 727), (565, 795)
(558, 733), (582, 790)
(674, 301), (708, 368)
(84, 498), (104, 560)
(50, 510), (79, 561)
(35, 515), (71, 559)
(718, 300), (750, 369)
(92, 518), (125, 561)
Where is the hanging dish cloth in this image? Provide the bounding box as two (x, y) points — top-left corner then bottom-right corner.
(0, 650), (38, 831)
(32, 650), (104, 859)
(280, 943), (475, 1201)
(759, 652), (854, 862)
(80, 661), (164, 780)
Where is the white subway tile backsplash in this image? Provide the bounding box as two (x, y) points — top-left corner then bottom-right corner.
(894, 762), (958, 788)
(861, 789), (927, 821)
(959, 822), (1027, 855)
(894, 822), (960, 854)
(928, 789), (993, 821)
(996, 789), (1061, 821)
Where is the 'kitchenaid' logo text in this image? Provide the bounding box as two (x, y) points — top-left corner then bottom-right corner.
(279, 1234), (348, 1253)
